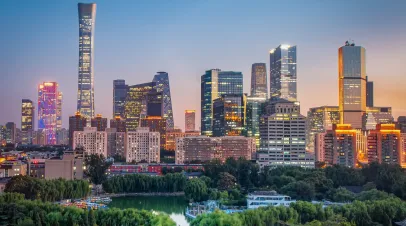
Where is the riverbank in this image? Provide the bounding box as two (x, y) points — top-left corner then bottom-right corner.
(99, 192), (185, 197)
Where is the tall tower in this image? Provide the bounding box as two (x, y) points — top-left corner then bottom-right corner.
(269, 45), (297, 101)
(77, 3), (96, 122)
(339, 41), (366, 129)
(152, 72), (174, 130)
(251, 63), (267, 98)
(185, 110), (196, 132)
(113, 79), (127, 119)
(38, 82), (59, 145)
(21, 99), (35, 144)
(57, 92), (63, 129)
(366, 76), (374, 107)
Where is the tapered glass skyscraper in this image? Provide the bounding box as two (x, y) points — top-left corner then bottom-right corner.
(269, 45), (297, 101)
(77, 3), (96, 121)
(153, 72), (174, 130)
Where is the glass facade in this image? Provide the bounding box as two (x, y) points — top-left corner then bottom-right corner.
(77, 3), (96, 122)
(113, 79), (127, 119)
(246, 96), (266, 147)
(212, 94), (246, 137)
(269, 45), (297, 101)
(124, 82), (155, 131)
(339, 42), (366, 129)
(21, 99), (34, 144)
(201, 69), (243, 136)
(38, 82), (58, 145)
(366, 76), (374, 107)
(152, 72), (174, 130)
(251, 63), (267, 98)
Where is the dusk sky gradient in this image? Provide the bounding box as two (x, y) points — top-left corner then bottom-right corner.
(1, 0), (406, 130)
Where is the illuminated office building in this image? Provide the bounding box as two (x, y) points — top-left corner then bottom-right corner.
(110, 116), (126, 132)
(38, 82), (59, 145)
(153, 72), (174, 130)
(364, 107), (393, 130)
(69, 112), (87, 147)
(258, 100), (313, 168)
(367, 124), (403, 166)
(91, 114), (107, 131)
(124, 82), (155, 131)
(57, 92), (62, 129)
(201, 69), (243, 136)
(269, 45), (297, 101)
(77, 3), (96, 122)
(339, 41), (366, 129)
(366, 76), (374, 107)
(306, 106), (340, 153)
(213, 94), (246, 137)
(185, 110), (196, 132)
(251, 63), (267, 98)
(140, 116), (166, 149)
(21, 99), (35, 144)
(246, 96), (266, 148)
(113, 79), (127, 119)
(146, 91), (163, 117)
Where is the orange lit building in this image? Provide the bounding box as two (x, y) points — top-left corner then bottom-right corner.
(140, 116), (166, 149)
(110, 116), (126, 132)
(367, 124), (403, 166)
(91, 114), (108, 131)
(165, 129), (200, 151)
(323, 124), (357, 167)
(68, 112), (87, 147)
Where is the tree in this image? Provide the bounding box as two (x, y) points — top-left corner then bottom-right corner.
(199, 176), (212, 188)
(217, 172), (236, 190)
(281, 181), (315, 201)
(331, 187), (355, 202)
(191, 210), (242, 226)
(184, 179), (208, 202)
(84, 154), (112, 185)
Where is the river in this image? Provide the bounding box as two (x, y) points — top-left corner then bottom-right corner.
(108, 196), (190, 226)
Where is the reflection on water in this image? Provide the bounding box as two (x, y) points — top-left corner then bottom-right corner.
(108, 196), (189, 226)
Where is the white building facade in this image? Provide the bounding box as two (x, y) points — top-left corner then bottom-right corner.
(73, 127), (107, 156)
(125, 127), (160, 163)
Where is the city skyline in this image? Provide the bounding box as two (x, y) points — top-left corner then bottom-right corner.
(1, 1), (406, 130)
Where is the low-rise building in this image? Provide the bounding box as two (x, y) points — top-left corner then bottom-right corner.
(45, 150), (85, 180)
(0, 161), (27, 178)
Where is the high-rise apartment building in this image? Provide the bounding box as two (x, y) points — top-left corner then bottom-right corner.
(106, 128), (125, 157)
(269, 45), (297, 101)
(77, 3), (96, 122)
(366, 76), (374, 107)
(68, 112), (87, 147)
(124, 82), (155, 131)
(91, 114), (107, 131)
(140, 116), (166, 149)
(306, 106), (340, 153)
(113, 79), (127, 119)
(185, 110), (196, 132)
(21, 99), (35, 144)
(73, 127), (107, 156)
(246, 96), (266, 148)
(57, 92), (62, 129)
(251, 63), (267, 98)
(110, 116), (126, 132)
(38, 82), (59, 145)
(367, 124), (403, 165)
(125, 127), (160, 163)
(175, 136), (255, 164)
(258, 100), (313, 168)
(213, 94), (246, 137)
(339, 41), (366, 129)
(201, 69), (243, 136)
(153, 72), (174, 130)
(165, 129), (200, 151)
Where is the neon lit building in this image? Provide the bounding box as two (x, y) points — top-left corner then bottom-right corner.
(77, 3), (96, 122)
(339, 41), (366, 129)
(38, 82), (58, 145)
(21, 99), (35, 144)
(251, 63), (268, 98)
(269, 45), (297, 101)
(185, 110), (196, 132)
(57, 92), (62, 129)
(153, 72), (174, 130)
(213, 94), (247, 137)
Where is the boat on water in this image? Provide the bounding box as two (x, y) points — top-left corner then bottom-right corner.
(57, 196), (110, 210)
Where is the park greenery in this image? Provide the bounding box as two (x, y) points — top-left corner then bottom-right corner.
(84, 153), (113, 185)
(102, 173), (186, 193)
(0, 192), (175, 226)
(4, 175), (90, 202)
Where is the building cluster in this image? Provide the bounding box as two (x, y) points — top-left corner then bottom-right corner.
(3, 3), (406, 170)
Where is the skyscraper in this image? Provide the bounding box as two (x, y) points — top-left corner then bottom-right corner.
(91, 114), (108, 131)
(185, 110), (196, 132)
(21, 99), (35, 144)
(251, 63), (267, 98)
(77, 3), (96, 122)
(124, 82), (155, 131)
(366, 76), (374, 107)
(339, 41), (366, 129)
(213, 94), (246, 137)
(38, 82), (59, 145)
(69, 112), (87, 147)
(57, 92), (62, 129)
(152, 72), (174, 130)
(113, 79), (127, 119)
(246, 96), (266, 147)
(269, 45), (297, 101)
(201, 69), (243, 136)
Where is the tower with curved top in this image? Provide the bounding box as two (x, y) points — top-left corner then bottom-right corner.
(153, 72), (174, 130)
